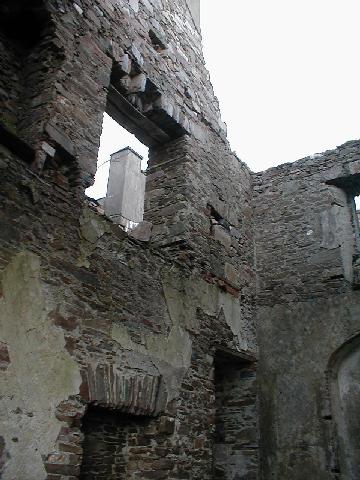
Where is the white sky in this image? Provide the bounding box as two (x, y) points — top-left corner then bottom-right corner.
(87, 0), (360, 198)
(202, 0), (360, 172)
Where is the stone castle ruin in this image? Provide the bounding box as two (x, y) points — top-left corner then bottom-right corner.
(0, 1), (360, 479)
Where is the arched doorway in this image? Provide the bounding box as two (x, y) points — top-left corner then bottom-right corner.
(330, 335), (360, 479)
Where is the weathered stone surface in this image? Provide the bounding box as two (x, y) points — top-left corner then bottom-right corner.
(212, 224), (232, 249)
(254, 141), (360, 479)
(129, 220), (153, 241)
(0, 252), (81, 480)
(1, 1), (360, 480)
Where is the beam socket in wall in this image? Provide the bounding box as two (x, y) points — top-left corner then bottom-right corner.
(149, 29), (167, 51)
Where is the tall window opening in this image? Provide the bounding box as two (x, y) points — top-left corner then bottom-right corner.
(213, 352), (258, 480)
(325, 178), (360, 285)
(87, 57), (188, 232)
(86, 112), (149, 231)
(349, 193), (360, 287)
(353, 195), (360, 250)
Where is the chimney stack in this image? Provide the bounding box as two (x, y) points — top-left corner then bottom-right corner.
(103, 147), (146, 230)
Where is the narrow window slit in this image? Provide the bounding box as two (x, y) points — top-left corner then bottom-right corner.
(350, 194), (360, 255)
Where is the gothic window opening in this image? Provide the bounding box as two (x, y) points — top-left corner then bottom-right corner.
(213, 352), (258, 480)
(348, 193), (360, 287)
(329, 335), (360, 480)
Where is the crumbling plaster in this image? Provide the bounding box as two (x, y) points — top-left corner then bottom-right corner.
(0, 252), (81, 479)
(1, 0), (360, 479)
(255, 141), (360, 479)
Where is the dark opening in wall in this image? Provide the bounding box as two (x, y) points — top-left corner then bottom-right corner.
(79, 405), (153, 479)
(86, 57), (189, 232)
(0, 1), (50, 48)
(0, 0), (61, 163)
(213, 352), (258, 480)
(149, 29), (167, 52)
(329, 335), (360, 480)
(349, 194), (360, 287)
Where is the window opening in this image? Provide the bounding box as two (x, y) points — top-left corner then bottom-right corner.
(354, 196), (360, 250)
(86, 56), (188, 233)
(326, 177), (360, 285)
(0, 1), (48, 48)
(86, 112), (149, 231)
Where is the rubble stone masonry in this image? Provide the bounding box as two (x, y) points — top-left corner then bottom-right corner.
(0, 1), (360, 479)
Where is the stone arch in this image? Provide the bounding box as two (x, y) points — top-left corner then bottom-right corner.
(328, 332), (360, 479)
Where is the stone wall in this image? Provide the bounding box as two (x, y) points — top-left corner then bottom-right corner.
(0, 1), (257, 479)
(254, 141), (360, 480)
(0, 143), (256, 478)
(0, 1), (62, 153)
(1, 1), (360, 479)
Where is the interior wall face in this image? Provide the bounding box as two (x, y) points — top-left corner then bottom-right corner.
(1, 0), (360, 478)
(254, 141), (360, 480)
(0, 1), (257, 479)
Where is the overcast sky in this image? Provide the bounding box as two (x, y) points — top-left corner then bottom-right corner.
(202, 0), (360, 172)
(87, 0), (360, 198)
